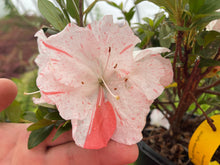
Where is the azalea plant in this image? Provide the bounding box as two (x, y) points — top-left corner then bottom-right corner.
(1, 0), (220, 163)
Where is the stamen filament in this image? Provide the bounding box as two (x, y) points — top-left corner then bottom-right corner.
(24, 91), (40, 95)
(100, 77), (120, 100)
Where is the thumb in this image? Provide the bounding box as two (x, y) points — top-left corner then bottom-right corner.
(0, 78), (17, 112)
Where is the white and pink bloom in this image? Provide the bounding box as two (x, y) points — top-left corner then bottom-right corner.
(34, 15), (173, 149)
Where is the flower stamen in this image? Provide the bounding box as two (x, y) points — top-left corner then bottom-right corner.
(24, 91), (40, 95)
(100, 77), (120, 100)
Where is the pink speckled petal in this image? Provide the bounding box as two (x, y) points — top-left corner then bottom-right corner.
(54, 88), (98, 120)
(35, 27), (99, 88)
(89, 15), (140, 77)
(133, 47), (170, 61)
(130, 48), (173, 100)
(106, 78), (152, 145)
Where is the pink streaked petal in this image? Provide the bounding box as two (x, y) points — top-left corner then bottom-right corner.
(90, 16), (140, 76)
(42, 41), (73, 58)
(106, 79), (152, 145)
(35, 26), (101, 88)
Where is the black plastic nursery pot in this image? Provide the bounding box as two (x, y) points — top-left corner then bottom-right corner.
(135, 141), (175, 165)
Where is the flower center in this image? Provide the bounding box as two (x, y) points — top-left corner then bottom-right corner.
(98, 77), (120, 100)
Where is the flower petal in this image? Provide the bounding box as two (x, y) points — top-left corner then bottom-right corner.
(72, 88), (116, 149)
(35, 61), (98, 120)
(35, 26), (100, 88)
(130, 48), (173, 100)
(106, 79), (152, 145)
(133, 47), (170, 61)
(90, 15), (140, 77)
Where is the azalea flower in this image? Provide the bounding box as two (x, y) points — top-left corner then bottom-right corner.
(34, 15), (173, 149)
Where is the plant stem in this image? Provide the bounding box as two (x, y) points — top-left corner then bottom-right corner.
(203, 90), (220, 96)
(189, 92), (216, 132)
(79, 0), (84, 27)
(198, 79), (220, 91)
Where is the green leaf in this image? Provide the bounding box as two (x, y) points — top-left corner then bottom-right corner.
(201, 40), (220, 58)
(36, 106), (56, 120)
(159, 24), (172, 48)
(199, 58), (220, 68)
(194, 12), (220, 28)
(44, 111), (63, 120)
(204, 31), (220, 47)
(198, 0), (220, 14)
(4, 100), (22, 122)
(52, 121), (72, 141)
(142, 17), (154, 28)
(153, 12), (165, 29)
(106, 1), (121, 10)
(27, 119), (54, 131)
(28, 125), (54, 149)
(124, 7), (135, 24)
(23, 111), (38, 122)
(189, 0), (205, 14)
(66, 0), (80, 24)
(147, 0), (176, 18)
(38, 0), (68, 31)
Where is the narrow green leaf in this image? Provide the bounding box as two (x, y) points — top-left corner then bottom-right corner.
(106, 1), (121, 10)
(28, 125), (54, 149)
(142, 17), (154, 28)
(27, 119), (54, 131)
(38, 0), (68, 31)
(66, 0), (80, 24)
(52, 122), (72, 141)
(44, 111), (63, 120)
(153, 12), (165, 29)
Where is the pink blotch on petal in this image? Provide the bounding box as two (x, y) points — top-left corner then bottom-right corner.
(84, 88), (116, 149)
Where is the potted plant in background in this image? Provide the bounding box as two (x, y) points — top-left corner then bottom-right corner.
(1, 0), (220, 164)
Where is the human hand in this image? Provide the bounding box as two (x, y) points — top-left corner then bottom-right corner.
(0, 78), (139, 165)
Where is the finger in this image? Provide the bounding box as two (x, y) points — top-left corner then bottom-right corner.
(43, 128), (73, 148)
(45, 140), (138, 165)
(0, 78), (17, 112)
(98, 141), (139, 165)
